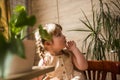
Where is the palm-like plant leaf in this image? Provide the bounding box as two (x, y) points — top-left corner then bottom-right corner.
(69, 0), (120, 61)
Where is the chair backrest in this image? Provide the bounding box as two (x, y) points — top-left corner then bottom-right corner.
(84, 61), (120, 80)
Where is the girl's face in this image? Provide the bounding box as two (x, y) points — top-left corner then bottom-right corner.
(51, 29), (66, 52)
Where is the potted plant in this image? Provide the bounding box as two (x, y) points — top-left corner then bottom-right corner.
(0, 5), (36, 79)
(0, 5), (51, 79)
(70, 0), (120, 61)
(70, 0), (120, 79)
(68, 0), (120, 79)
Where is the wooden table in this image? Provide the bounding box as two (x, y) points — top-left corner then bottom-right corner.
(4, 66), (55, 80)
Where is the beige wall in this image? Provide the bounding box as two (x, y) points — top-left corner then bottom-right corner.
(30, 0), (113, 52)
(31, 0), (93, 52)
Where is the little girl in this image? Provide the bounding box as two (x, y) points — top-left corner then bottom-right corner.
(35, 23), (88, 80)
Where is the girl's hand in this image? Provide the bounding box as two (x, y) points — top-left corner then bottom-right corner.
(66, 41), (77, 52)
(66, 41), (88, 70)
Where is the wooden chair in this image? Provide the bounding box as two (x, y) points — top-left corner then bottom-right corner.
(84, 60), (120, 80)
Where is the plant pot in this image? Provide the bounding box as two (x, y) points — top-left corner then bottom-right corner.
(4, 40), (36, 78)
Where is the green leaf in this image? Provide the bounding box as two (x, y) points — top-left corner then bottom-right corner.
(39, 25), (52, 41)
(80, 20), (94, 32)
(9, 5), (36, 40)
(15, 10), (28, 27)
(26, 15), (36, 26)
(81, 10), (93, 31)
(68, 29), (91, 32)
(14, 6), (36, 27)
(14, 5), (25, 13)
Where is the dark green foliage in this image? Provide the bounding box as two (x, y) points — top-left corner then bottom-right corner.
(70, 0), (120, 60)
(0, 5), (52, 78)
(0, 5), (36, 78)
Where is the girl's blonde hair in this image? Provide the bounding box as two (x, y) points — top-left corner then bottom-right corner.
(35, 23), (62, 59)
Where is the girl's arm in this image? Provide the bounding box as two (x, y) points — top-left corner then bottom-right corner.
(66, 41), (88, 70)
